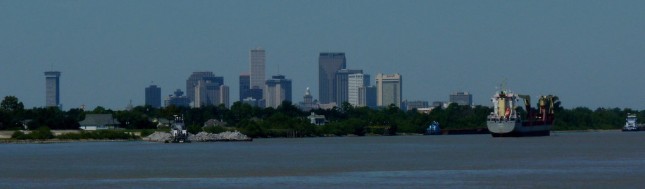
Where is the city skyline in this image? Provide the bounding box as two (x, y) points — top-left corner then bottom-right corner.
(2, 1), (645, 110)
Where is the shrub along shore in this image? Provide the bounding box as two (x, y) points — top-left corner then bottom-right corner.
(1, 96), (642, 139)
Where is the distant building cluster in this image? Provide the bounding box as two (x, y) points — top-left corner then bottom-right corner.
(450, 92), (473, 106)
(43, 49), (480, 111)
(315, 52), (394, 109)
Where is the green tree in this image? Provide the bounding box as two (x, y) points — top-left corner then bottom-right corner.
(92, 106), (110, 114)
(1, 96), (26, 130)
(1, 96), (24, 112)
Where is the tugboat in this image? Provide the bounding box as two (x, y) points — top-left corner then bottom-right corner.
(622, 113), (640, 131)
(486, 87), (557, 137)
(169, 115), (190, 143)
(425, 121), (441, 135)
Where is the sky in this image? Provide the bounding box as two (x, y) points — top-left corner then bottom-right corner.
(1, 0), (645, 110)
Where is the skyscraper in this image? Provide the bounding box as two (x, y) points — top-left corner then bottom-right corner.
(145, 85), (161, 108)
(194, 80), (219, 108)
(358, 86), (377, 108)
(239, 74), (251, 101)
(348, 73), (370, 106)
(376, 73), (402, 108)
(318, 52), (346, 104)
(186, 72), (217, 102)
(44, 71), (61, 108)
(250, 48), (266, 90)
(335, 69), (362, 105)
(186, 72), (226, 107)
(264, 75), (292, 108)
(220, 85), (230, 108)
(164, 89), (191, 107)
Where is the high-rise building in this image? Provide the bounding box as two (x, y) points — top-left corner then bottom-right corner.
(186, 72), (227, 107)
(264, 75), (292, 108)
(335, 69), (362, 105)
(318, 52), (346, 104)
(194, 80), (218, 108)
(376, 73), (402, 108)
(220, 85), (230, 108)
(450, 92), (473, 106)
(145, 85), (161, 108)
(186, 72), (217, 102)
(358, 86), (377, 108)
(249, 87), (263, 101)
(164, 89), (191, 107)
(239, 74), (251, 101)
(250, 48), (266, 89)
(44, 71), (61, 108)
(348, 73), (370, 106)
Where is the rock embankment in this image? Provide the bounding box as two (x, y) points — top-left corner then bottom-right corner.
(142, 132), (172, 142)
(143, 131), (252, 142)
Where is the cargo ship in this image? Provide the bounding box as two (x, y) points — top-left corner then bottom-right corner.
(486, 88), (557, 137)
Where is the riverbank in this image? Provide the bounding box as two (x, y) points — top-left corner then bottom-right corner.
(0, 129), (627, 144)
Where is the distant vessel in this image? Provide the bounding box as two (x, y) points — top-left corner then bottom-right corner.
(486, 87), (557, 137)
(169, 115), (190, 143)
(622, 113), (641, 131)
(425, 121), (441, 135)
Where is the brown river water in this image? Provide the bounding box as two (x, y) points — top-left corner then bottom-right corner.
(1, 131), (644, 188)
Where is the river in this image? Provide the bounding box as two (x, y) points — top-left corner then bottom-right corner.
(1, 131), (644, 188)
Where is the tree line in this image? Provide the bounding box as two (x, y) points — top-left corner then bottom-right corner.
(0, 96), (641, 138)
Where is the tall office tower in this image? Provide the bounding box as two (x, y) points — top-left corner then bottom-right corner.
(194, 80), (214, 108)
(347, 73), (370, 106)
(264, 75), (292, 108)
(220, 85), (230, 108)
(194, 80), (206, 108)
(187, 72), (225, 107)
(318, 52), (346, 104)
(358, 86), (377, 108)
(194, 79), (226, 108)
(145, 85), (162, 108)
(44, 71), (61, 108)
(449, 92), (473, 106)
(186, 72), (216, 102)
(239, 74), (251, 101)
(250, 48), (266, 90)
(376, 73), (402, 108)
(335, 69), (362, 105)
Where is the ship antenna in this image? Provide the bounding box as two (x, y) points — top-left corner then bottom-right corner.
(502, 79), (507, 91)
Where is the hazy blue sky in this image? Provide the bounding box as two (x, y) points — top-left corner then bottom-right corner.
(1, 0), (645, 110)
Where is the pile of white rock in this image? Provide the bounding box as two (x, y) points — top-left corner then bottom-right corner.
(142, 131), (252, 142)
(142, 132), (172, 142)
(189, 131), (252, 142)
